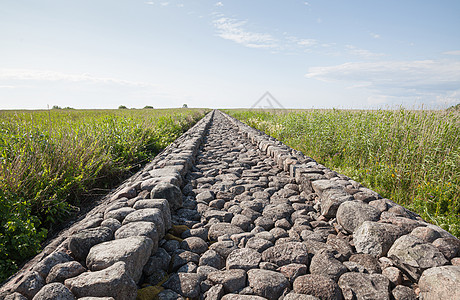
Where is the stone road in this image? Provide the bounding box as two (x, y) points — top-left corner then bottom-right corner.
(1, 110), (459, 300)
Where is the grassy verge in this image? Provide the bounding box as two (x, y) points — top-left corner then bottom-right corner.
(0, 108), (208, 281)
(225, 108), (460, 238)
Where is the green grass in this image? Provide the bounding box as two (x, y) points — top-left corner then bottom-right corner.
(0, 108), (208, 281)
(225, 108), (460, 238)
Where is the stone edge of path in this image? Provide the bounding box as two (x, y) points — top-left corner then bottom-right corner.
(0, 110), (215, 299)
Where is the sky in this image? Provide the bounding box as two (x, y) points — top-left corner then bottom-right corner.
(1, 0), (460, 110)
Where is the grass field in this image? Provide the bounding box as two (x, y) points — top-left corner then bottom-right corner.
(226, 108), (460, 238)
(0, 108), (208, 281)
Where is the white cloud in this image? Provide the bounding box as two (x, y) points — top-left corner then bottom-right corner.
(144, 1), (154, 5)
(0, 69), (157, 88)
(215, 2), (224, 7)
(213, 17), (277, 49)
(160, 2), (169, 6)
(305, 59), (460, 104)
(370, 32), (380, 39)
(443, 50), (460, 56)
(345, 45), (385, 59)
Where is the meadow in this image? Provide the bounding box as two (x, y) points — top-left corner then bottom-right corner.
(0, 108), (208, 281)
(226, 108), (460, 238)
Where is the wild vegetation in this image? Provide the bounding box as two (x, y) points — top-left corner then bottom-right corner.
(0, 108), (208, 281)
(226, 108), (460, 238)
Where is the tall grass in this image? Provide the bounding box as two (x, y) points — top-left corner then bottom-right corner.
(0, 108), (208, 281)
(226, 108), (460, 237)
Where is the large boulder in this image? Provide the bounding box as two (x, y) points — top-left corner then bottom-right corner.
(338, 272), (390, 300)
(31, 283), (75, 300)
(353, 221), (403, 257)
(309, 249), (348, 281)
(262, 242), (309, 267)
(150, 182), (182, 211)
(114, 221), (159, 252)
(68, 227), (113, 261)
(208, 223), (244, 241)
(336, 201), (380, 233)
(32, 252), (73, 279)
(293, 274), (342, 300)
(247, 269), (289, 300)
(122, 208), (165, 238)
(226, 248), (262, 271)
(418, 266), (460, 300)
(133, 199), (172, 231)
(388, 235), (448, 281)
(64, 261), (137, 300)
(86, 236), (153, 283)
(207, 270), (247, 293)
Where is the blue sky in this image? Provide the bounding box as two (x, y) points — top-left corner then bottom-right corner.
(1, 0), (459, 109)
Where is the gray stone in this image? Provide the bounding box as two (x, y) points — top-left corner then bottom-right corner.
(162, 273), (202, 299)
(231, 214), (253, 231)
(204, 284), (224, 300)
(283, 293), (320, 300)
(11, 271), (45, 300)
(326, 235), (353, 261)
(157, 289), (184, 300)
(277, 263), (308, 283)
(114, 221), (158, 252)
(203, 210), (233, 223)
(133, 199), (172, 231)
(196, 190), (215, 203)
(208, 223), (244, 242)
(382, 267), (402, 286)
(353, 221), (404, 257)
(4, 293), (27, 300)
(86, 236), (153, 283)
(78, 297), (115, 300)
(262, 203), (294, 221)
(247, 269), (289, 300)
(145, 269), (168, 286)
(32, 283), (75, 300)
(177, 262), (198, 273)
(171, 250), (200, 272)
(226, 248), (262, 271)
(143, 248), (171, 274)
(221, 295), (266, 300)
(199, 249), (224, 269)
(64, 261), (137, 300)
(46, 261), (86, 283)
(336, 201), (380, 233)
(338, 272), (390, 300)
(293, 274), (342, 300)
(432, 237), (460, 260)
(180, 237), (208, 254)
(254, 217), (274, 231)
(32, 251), (73, 279)
(387, 234), (448, 281)
(209, 240), (238, 259)
(151, 182), (183, 211)
(208, 269), (247, 293)
(121, 208), (165, 238)
(246, 237), (274, 253)
(418, 265), (460, 299)
(68, 227), (113, 261)
(320, 189), (354, 218)
(261, 242), (309, 267)
(100, 218), (122, 232)
(410, 226), (441, 243)
(391, 285), (416, 300)
(309, 249), (348, 281)
(103, 207), (135, 222)
(348, 254), (382, 274)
